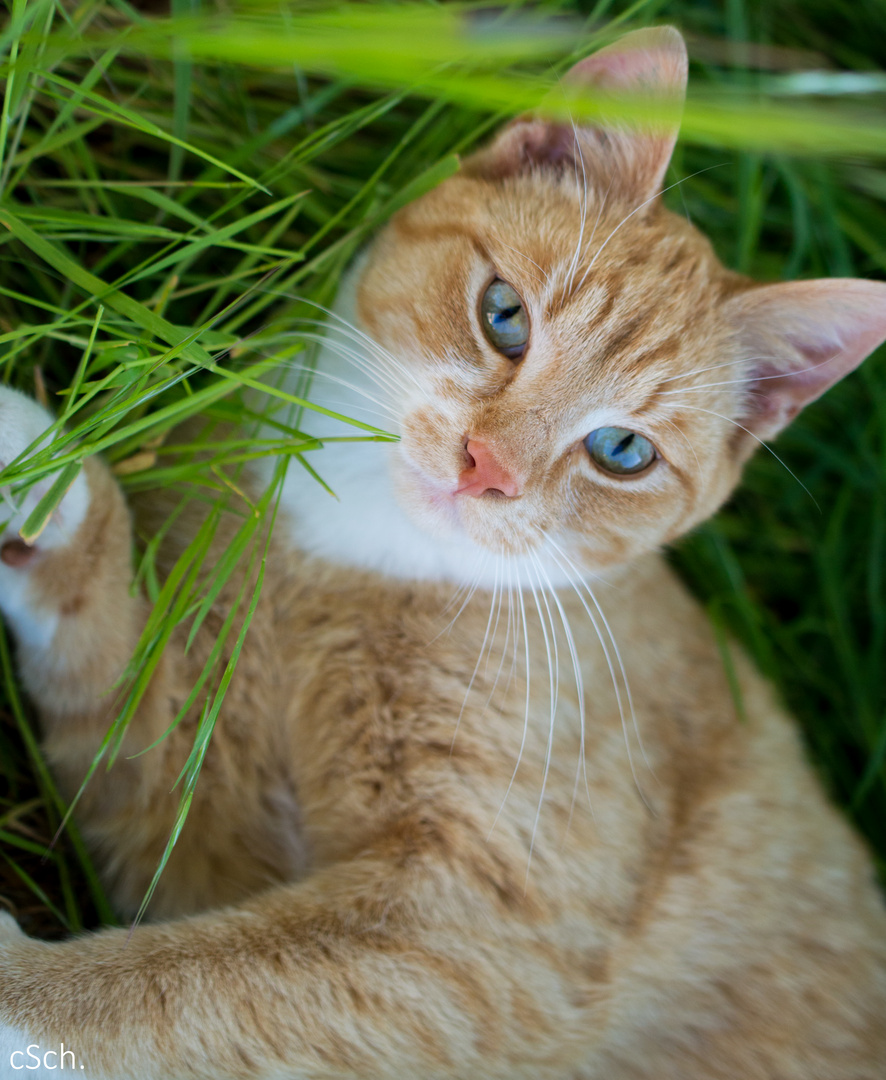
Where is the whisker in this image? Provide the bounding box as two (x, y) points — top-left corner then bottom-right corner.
(574, 175), (613, 294)
(289, 302), (425, 393)
(523, 554), (560, 889)
(429, 551), (490, 644)
(532, 552), (594, 836)
(250, 290), (424, 400)
(483, 562), (507, 680)
(544, 539), (655, 811)
(502, 556), (522, 696)
(657, 379), (755, 395)
(279, 362), (397, 420)
(657, 352), (844, 397)
(450, 557), (500, 753)
(659, 416), (702, 476)
(585, 164), (727, 279)
(654, 353), (798, 386)
(655, 358), (747, 385)
(287, 330), (406, 400)
(679, 403), (820, 510)
(565, 121), (590, 296)
(498, 242), (549, 285)
(481, 558), (515, 714)
(488, 553), (533, 843)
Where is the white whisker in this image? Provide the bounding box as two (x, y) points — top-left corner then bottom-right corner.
(523, 554), (560, 889)
(657, 352), (843, 396)
(288, 329), (406, 401)
(450, 557), (500, 753)
(544, 539), (655, 811)
(659, 416), (702, 475)
(292, 319), (418, 391)
(654, 352), (795, 386)
(429, 551), (490, 644)
(279, 362), (397, 421)
(481, 558), (515, 713)
(288, 299), (425, 393)
(574, 176), (613, 293)
(532, 552), (594, 837)
(585, 165), (727, 280)
(498, 242), (550, 285)
(565, 122), (589, 296)
(488, 555), (532, 842)
(679, 403), (820, 510)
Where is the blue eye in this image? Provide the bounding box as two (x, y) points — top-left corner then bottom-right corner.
(584, 427), (657, 476)
(480, 280), (529, 359)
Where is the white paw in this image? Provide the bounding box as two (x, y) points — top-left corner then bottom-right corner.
(0, 386), (90, 552)
(0, 387), (91, 649)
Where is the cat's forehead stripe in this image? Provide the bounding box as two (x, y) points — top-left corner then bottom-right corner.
(391, 215), (487, 259)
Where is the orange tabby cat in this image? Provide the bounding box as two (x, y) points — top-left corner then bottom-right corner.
(1, 26), (885, 1080)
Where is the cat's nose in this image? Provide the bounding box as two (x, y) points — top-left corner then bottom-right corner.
(456, 439), (523, 498)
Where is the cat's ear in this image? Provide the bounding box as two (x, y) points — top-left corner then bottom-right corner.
(462, 26), (687, 205)
(726, 279), (886, 442)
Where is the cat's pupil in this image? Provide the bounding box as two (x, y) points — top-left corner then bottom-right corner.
(480, 280), (529, 360)
(585, 427), (657, 476)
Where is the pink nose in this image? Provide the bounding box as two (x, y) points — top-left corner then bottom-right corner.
(456, 439), (522, 498)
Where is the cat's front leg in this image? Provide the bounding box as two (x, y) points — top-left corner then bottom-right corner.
(0, 836), (588, 1080)
(0, 385), (143, 721)
(0, 388), (132, 1078)
(0, 914), (91, 1080)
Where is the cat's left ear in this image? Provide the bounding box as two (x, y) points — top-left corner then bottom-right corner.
(463, 26), (687, 205)
(726, 278), (886, 442)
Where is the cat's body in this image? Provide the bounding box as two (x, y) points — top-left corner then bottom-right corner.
(1, 26), (885, 1080)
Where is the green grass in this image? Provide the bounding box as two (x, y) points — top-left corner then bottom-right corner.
(0, 0), (884, 934)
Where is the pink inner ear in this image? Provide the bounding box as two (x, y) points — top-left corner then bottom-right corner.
(461, 26), (687, 200)
(566, 26), (688, 96)
(728, 278), (886, 441)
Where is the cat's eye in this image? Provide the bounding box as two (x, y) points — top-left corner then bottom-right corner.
(584, 427), (657, 476)
(480, 280), (529, 360)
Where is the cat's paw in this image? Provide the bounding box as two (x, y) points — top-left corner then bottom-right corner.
(0, 387), (91, 648)
(0, 386), (90, 559)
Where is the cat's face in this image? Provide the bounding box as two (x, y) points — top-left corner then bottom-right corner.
(356, 169), (747, 573)
(350, 27), (886, 577)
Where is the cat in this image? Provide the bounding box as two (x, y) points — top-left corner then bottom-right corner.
(1, 24), (886, 1080)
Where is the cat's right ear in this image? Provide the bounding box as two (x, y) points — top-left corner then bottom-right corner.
(462, 26), (688, 205)
(725, 278), (886, 443)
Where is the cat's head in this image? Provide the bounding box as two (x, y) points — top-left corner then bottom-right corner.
(352, 27), (886, 576)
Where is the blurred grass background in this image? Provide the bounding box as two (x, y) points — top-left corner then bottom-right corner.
(0, 0), (884, 936)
